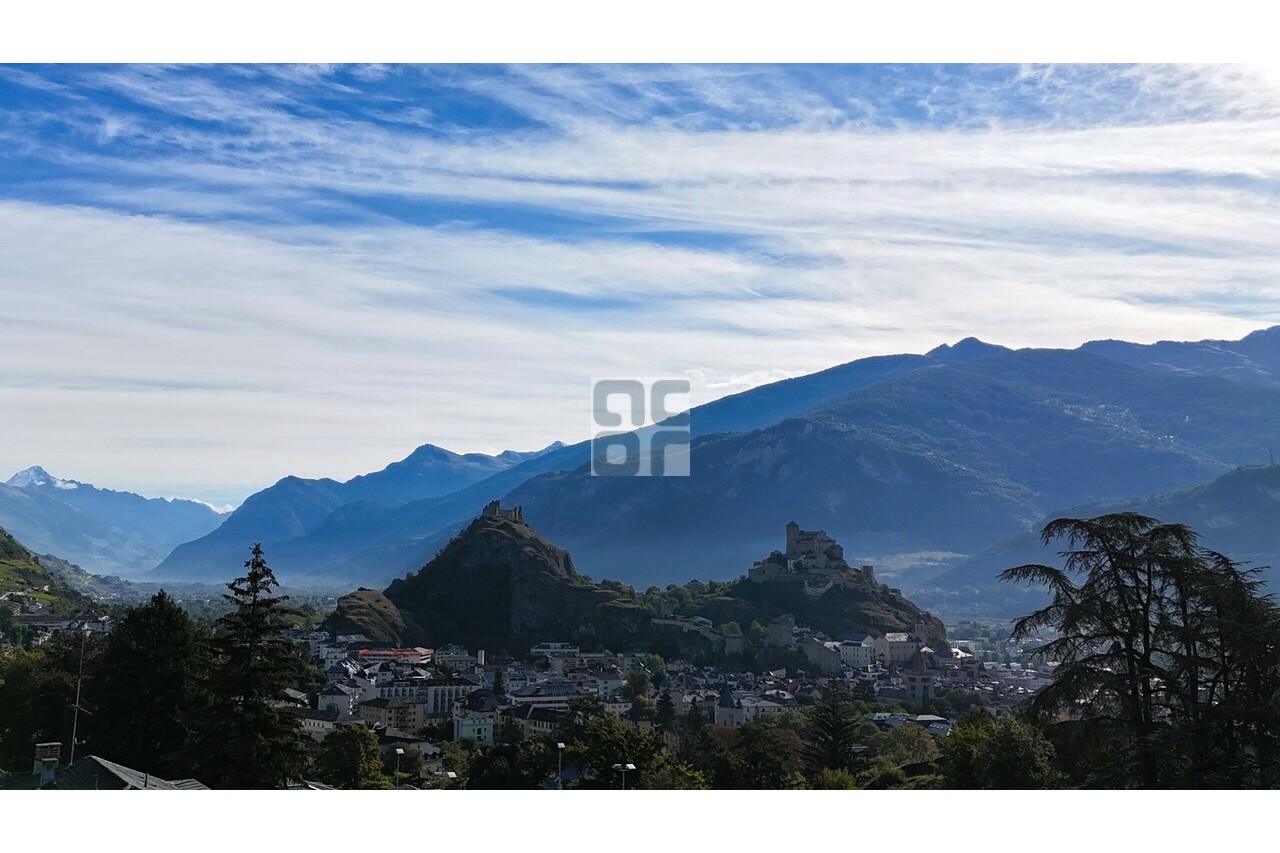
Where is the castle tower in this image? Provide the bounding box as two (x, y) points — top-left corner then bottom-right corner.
(785, 521), (800, 555)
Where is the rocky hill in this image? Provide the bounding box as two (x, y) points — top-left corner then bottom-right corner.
(384, 512), (653, 653)
(324, 587), (408, 645)
(378, 509), (945, 657)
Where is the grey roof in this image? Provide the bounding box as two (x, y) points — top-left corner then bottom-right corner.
(0, 756), (209, 790)
(462, 688), (503, 712)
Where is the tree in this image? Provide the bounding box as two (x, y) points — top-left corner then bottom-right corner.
(384, 743), (426, 782)
(557, 694), (607, 743)
(868, 723), (939, 768)
(810, 767), (858, 789)
(564, 712), (666, 789)
(439, 740), (475, 781)
(672, 698), (713, 768)
(637, 761), (708, 789)
(1001, 513), (1280, 788)
(491, 667), (507, 696)
(941, 711), (1060, 789)
(192, 544), (308, 788)
(711, 723), (804, 789)
(313, 724), (392, 789)
(641, 653), (666, 690)
(623, 669), (651, 701)
(851, 678), (877, 703)
(654, 691), (677, 730)
(90, 591), (204, 778)
(802, 680), (865, 775)
(0, 632), (104, 770)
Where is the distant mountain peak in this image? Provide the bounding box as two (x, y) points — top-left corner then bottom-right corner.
(6, 466), (79, 490)
(401, 443), (460, 464)
(925, 337), (1010, 364)
(496, 441), (566, 463)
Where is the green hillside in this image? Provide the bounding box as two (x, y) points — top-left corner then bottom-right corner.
(0, 527), (87, 613)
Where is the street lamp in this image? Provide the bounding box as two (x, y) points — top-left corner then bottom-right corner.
(556, 742), (566, 790)
(611, 762), (636, 790)
(395, 747), (405, 781)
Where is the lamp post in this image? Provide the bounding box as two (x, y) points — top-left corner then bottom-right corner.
(395, 747), (405, 782)
(556, 742), (566, 790)
(611, 762), (636, 790)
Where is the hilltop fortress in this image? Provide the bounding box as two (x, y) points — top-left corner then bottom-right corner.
(747, 521), (876, 597)
(481, 499), (524, 524)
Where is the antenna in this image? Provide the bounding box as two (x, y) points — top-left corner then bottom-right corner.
(68, 629), (92, 764)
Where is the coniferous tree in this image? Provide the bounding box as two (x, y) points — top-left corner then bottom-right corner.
(491, 667), (506, 696)
(193, 543), (307, 789)
(1002, 513), (1280, 788)
(91, 590), (203, 777)
(654, 691), (677, 730)
(802, 680), (865, 775)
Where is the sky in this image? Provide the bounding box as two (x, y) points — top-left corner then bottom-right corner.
(2, 63), (1280, 507)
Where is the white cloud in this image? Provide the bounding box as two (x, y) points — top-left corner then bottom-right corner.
(0, 64), (1277, 503)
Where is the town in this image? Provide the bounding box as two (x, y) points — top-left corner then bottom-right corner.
(1, 518), (1058, 790)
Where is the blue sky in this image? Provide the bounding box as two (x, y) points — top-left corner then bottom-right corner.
(2, 63), (1279, 506)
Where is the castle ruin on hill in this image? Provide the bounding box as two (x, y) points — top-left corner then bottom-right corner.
(481, 499), (524, 524)
(747, 520), (875, 597)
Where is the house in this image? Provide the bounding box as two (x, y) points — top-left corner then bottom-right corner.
(454, 711), (495, 746)
(509, 679), (580, 711)
(359, 698), (428, 733)
(714, 687), (746, 727)
(530, 642), (579, 658)
(738, 695), (785, 723)
(356, 647), (433, 665)
(874, 632), (925, 668)
(799, 637), (842, 674)
(272, 687), (310, 709)
(453, 688), (504, 723)
(317, 683), (359, 715)
(0, 744), (207, 790)
(766, 615), (797, 650)
(422, 676), (481, 717)
(500, 704), (568, 739)
(12, 611), (71, 633)
(434, 644), (479, 671)
(840, 637), (876, 669)
(297, 707), (341, 741)
(902, 669), (936, 705)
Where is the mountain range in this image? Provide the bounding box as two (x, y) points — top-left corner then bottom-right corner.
(154, 442), (564, 582)
(0, 467), (227, 579)
(17, 326), (1280, 613)
(927, 463), (1280, 612)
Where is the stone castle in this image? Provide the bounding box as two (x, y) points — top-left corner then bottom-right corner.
(481, 499), (524, 524)
(747, 521), (875, 596)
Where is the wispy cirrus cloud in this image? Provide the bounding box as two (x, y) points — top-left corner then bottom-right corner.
(1, 64), (1278, 503)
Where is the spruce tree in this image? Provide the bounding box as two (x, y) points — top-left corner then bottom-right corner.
(91, 590), (203, 778)
(655, 691), (677, 730)
(194, 543), (307, 789)
(802, 680), (865, 775)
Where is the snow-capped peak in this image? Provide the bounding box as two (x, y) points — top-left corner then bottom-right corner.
(5, 466), (79, 490)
